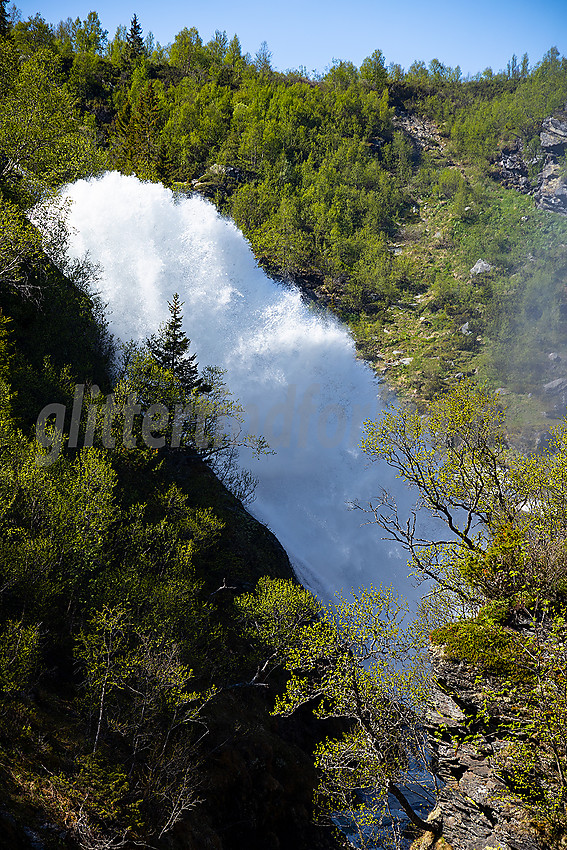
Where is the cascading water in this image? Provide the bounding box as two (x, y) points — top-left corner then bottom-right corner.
(59, 171), (423, 603)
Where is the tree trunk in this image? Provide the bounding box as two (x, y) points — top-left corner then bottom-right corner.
(387, 780), (441, 836)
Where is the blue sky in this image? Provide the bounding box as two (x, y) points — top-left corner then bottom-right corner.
(15, 0), (567, 77)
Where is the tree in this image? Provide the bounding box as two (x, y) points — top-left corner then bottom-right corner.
(237, 578), (438, 844)
(359, 380), (515, 606)
(146, 293), (207, 394)
(115, 323), (266, 503)
(0, 0), (8, 39)
(226, 33), (242, 66)
(124, 13), (144, 70)
(75, 604), (211, 843)
(11, 13), (55, 57)
(0, 41), (100, 204)
(360, 49), (388, 90)
(361, 380), (567, 838)
(73, 11), (108, 55)
(207, 29), (228, 64)
(111, 80), (168, 181)
(106, 24), (127, 67)
(168, 26), (207, 79)
(0, 198), (44, 298)
(254, 40), (272, 75)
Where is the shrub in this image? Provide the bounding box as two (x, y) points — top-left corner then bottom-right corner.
(431, 617), (517, 674)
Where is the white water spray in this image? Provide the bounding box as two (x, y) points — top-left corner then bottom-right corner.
(60, 172), (421, 601)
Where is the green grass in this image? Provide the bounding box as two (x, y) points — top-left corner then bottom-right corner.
(341, 148), (567, 440)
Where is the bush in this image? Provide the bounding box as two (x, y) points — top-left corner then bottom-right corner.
(431, 617), (517, 674)
(437, 168), (465, 198)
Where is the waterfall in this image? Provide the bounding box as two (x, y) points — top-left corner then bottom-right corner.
(59, 172), (423, 602)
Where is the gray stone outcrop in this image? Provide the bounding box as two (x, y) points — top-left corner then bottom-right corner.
(534, 112), (567, 215)
(420, 646), (551, 850)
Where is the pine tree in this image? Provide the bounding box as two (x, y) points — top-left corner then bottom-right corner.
(146, 294), (208, 393)
(123, 13), (144, 71)
(0, 0), (8, 39)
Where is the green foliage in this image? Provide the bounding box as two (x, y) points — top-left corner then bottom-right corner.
(2, 15), (567, 844)
(56, 752), (143, 836)
(0, 619), (40, 695)
(123, 13), (145, 72)
(436, 167), (465, 198)
(496, 616), (567, 832)
(235, 575), (321, 674)
(362, 379), (511, 566)
(365, 382), (567, 838)
(431, 617), (516, 674)
(409, 47), (567, 168)
(0, 311), (11, 382)
(359, 49), (388, 90)
(0, 0), (8, 38)
(110, 78), (168, 181)
(239, 577), (434, 836)
(0, 198), (44, 298)
(11, 13), (56, 58)
(0, 42), (100, 203)
(76, 604), (204, 748)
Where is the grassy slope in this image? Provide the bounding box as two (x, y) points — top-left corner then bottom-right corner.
(341, 114), (567, 447)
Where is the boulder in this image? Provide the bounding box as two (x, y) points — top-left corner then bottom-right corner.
(470, 259), (492, 276)
(191, 164), (243, 200)
(543, 377), (567, 394)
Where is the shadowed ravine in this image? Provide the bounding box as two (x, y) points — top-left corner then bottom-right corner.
(59, 171), (424, 603)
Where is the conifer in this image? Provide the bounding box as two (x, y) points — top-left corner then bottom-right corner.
(123, 13), (144, 72)
(126, 14), (144, 55)
(0, 0), (8, 39)
(146, 293), (208, 393)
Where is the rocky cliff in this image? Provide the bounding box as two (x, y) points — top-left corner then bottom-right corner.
(414, 647), (551, 850)
(533, 113), (567, 215)
(498, 110), (567, 216)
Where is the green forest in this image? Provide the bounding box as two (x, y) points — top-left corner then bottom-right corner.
(1, 1), (567, 847)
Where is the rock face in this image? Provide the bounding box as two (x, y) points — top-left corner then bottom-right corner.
(191, 163), (243, 200)
(171, 692), (346, 850)
(422, 646), (551, 850)
(392, 112), (445, 153)
(540, 115), (567, 151)
(534, 112), (567, 215)
(494, 110), (567, 216)
(497, 140), (531, 192)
